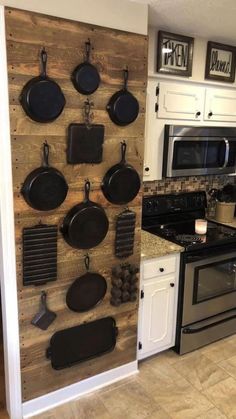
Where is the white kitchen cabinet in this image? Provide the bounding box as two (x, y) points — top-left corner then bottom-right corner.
(157, 82), (205, 121)
(204, 88), (236, 122)
(138, 253), (180, 360)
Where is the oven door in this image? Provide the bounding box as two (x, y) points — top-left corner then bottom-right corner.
(182, 250), (236, 326)
(166, 137), (234, 177)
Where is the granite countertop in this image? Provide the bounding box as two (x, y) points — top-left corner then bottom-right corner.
(141, 230), (184, 261)
(209, 217), (236, 229)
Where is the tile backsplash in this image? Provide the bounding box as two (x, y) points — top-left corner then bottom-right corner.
(143, 175), (236, 217)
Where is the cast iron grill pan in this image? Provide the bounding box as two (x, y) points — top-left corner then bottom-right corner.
(23, 224), (57, 286)
(67, 123), (104, 164)
(66, 255), (107, 312)
(115, 209), (136, 258)
(46, 317), (118, 370)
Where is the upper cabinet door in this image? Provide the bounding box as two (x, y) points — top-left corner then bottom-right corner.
(204, 88), (236, 122)
(158, 82), (205, 121)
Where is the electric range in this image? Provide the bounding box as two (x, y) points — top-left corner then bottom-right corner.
(142, 191), (236, 354)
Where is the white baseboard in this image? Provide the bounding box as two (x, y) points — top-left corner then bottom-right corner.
(22, 361), (138, 418)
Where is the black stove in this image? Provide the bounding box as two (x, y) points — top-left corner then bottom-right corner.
(142, 191), (236, 251)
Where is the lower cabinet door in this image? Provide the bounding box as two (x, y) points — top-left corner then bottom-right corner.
(139, 275), (176, 357)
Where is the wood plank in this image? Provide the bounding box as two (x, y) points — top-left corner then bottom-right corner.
(5, 6), (147, 401)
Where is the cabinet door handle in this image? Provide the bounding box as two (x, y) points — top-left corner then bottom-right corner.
(208, 111), (213, 118)
(145, 167), (150, 172)
(196, 111), (201, 117)
(170, 283), (175, 287)
(159, 267), (164, 272)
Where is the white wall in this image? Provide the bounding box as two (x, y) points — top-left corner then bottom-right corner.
(148, 26), (236, 86)
(0, 0), (148, 34)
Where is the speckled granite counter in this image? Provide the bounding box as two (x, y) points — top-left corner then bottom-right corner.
(141, 230), (184, 261)
(209, 217), (236, 229)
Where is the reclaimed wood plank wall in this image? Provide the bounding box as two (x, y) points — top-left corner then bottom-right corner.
(5, 7), (147, 401)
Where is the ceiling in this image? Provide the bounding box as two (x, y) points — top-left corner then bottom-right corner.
(131, 0), (236, 44)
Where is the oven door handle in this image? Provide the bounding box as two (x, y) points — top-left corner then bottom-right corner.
(183, 313), (236, 334)
(222, 137), (229, 168)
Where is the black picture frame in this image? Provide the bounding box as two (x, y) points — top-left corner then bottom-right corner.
(157, 30), (194, 77)
(205, 41), (236, 83)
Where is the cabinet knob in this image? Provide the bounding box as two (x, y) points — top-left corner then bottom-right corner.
(159, 267), (164, 273)
(145, 167), (150, 172)
(170, 283), (175, 287)
(208, 111), (213, 118)
(196, 111), (201, 117)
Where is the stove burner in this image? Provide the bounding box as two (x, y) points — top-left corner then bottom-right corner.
(159, 226), (176, 237)
(176, 234), (204, 244)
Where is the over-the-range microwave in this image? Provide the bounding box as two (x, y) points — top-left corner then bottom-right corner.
(162, 125), (236, 178)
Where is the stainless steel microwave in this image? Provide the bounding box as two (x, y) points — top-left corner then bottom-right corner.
(162, 125), (236, 177)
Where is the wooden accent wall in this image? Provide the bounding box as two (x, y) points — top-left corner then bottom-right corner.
(5, 7), (147, 401)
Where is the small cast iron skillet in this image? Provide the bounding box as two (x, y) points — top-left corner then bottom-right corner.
(106, 68), (139, 126)
(21, 142), (68, 211)
(61, 180), (109, 249)
(101, 141), (141, 205)
(66, 254), (107, 312)
(20, 48), (66, 123)
(71, 39), (100, 95)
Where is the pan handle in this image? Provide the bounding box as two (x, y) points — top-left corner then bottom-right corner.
(84, 254), (90, 271)
(85, 39), (91, 62)
(42, 142), (50, 167)
(84, 180), (91, 202)
(123, 67), (128, 90)
(120, 141), (127, 164)
(40, 48), (47, 78)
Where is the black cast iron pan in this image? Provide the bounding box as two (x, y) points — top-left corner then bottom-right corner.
(71, 39), (100, 95)
(20, 48), (66, 123)
(101, 141), (140, 205)
(106, 68), (139, 126)
(66, 254), (107, 312)
(21, 142), (68, 211)
(61, 180), (109, 249)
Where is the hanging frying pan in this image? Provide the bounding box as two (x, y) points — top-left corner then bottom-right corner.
(66, 254), (107, 312)
(71, 39), (100, 95)
(61, 180), (109, 249)
(106, 68), (139, 126)
(20, 48), (66, 123)
(21, 142), (68, 211)
(101, 141), (140, 205)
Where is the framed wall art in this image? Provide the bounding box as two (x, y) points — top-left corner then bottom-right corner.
(157, 30), (194, 77)
(205, 41), (236, 83)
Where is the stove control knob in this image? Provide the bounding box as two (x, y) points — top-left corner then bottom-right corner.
(159, 267), (164, 273)
(144, 200), (153, 212)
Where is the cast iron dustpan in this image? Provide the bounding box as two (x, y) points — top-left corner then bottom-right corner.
(67, 99), (104, 164)
(31, 291), (57, 330)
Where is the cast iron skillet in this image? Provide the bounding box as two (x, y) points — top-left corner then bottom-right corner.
(21, 142), (68, 211)
(71, 39), (100, 95)
(66, 254), (107, 312)
(61, 180), (109, 249)
(106, 68), (139, 126)
(101, 141), (140, 205)
(20, 48), (66, 123)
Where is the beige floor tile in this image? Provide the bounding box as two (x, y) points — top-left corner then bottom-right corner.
(173, 352), (229, 391)
(32, 395), (112, 419)
(98, 380), (160, 419)
(200, 339), (236, 363)
(219, 355), (236, 379)
(203, 376), (236, 418)
(196, 407), (227, 418)
(145, 407), (171, 418)
(151, 379), (213, 419)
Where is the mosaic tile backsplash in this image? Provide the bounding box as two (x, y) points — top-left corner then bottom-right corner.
(143, 175), (236, 217)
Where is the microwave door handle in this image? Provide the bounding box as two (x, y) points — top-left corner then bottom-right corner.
(222, 137), (229, 168)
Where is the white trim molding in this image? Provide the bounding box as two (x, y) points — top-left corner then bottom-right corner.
(0, 5), (22, 419)
(23, 361), (138, 418)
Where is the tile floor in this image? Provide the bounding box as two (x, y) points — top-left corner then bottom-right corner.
(33, 334), (236, 419)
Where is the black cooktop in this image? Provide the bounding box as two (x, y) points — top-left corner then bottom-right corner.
(142, 192), (236, 251)
(144, 219), (236, 250)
